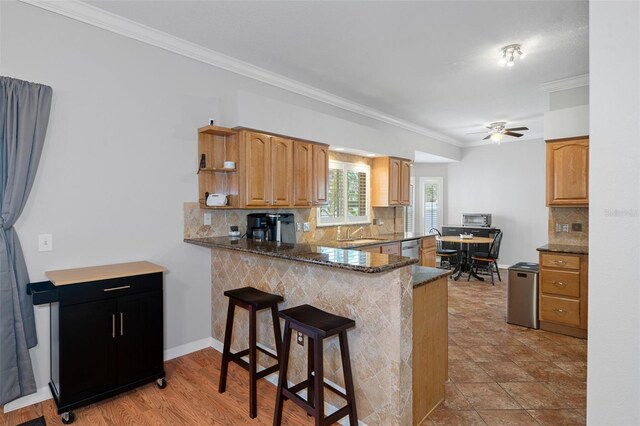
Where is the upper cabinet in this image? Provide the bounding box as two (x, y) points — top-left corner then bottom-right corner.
(197, 126), (239, 209)
(198, 126), (328, 209)
(372, 156), (412, 207)
(312, 144), (329, 206)
(546, 137), (589, 206)
(240, 131), (292, 208)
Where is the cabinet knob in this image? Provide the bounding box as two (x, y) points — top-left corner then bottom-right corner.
(553, 281), (567, 288)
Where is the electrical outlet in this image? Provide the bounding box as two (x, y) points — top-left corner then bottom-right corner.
(561, 224), (570, 232)
(296, 222), (302, 232)
(204, 213), (212, 225)
(378, 219), (384, 225)
(303, 222), (310, 232)
(38, 234), (53, 252)
(297, 331), (304, 346)
(571, 223), (583, 232)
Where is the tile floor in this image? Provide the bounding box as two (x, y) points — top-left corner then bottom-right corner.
(426, 271), (587, 425)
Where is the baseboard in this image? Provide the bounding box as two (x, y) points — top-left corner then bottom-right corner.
(164, 337), (215, 361)
(3, 385), (51, 413)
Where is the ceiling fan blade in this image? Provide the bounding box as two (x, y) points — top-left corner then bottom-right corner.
(466, 131), (490, 135)
(482, 135), (492, 140)
(504, 132), (523, 137)
(505, 127), (529, 131)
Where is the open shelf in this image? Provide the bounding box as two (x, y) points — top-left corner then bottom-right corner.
(197, 125), (237, 136)
(199, 167), (237, 173)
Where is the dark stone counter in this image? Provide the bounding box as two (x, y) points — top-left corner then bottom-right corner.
(319, 232), (436, 249)
(185, 237), (417, 273)
(412, 265), (453, 288)
(537, 244), (589, 255)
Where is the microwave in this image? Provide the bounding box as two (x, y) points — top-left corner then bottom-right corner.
(462, 213), (492, 227)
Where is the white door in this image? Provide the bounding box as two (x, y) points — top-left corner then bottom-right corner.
(418, 177), (444, 233)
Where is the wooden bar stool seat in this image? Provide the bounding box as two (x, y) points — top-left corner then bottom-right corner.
(273, 304), (357, 426)
(218, 286), (284, 419)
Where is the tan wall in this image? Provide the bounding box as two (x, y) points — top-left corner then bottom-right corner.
(548, 207), (589, 245)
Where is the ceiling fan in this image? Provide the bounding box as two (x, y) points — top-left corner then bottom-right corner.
(470, 122), (529, 142)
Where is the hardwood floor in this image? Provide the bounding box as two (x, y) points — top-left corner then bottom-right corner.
(1, 271), (587, 426)
(0, 349), (314, 426)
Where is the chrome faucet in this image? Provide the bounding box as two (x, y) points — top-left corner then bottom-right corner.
(347, 226), (365, 240)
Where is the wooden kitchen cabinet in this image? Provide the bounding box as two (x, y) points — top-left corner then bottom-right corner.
(420, 236), (437, 267)
(538, 252), (588, 338)
(372, 156), (412, 207)
(240, 131), (292, 207)
(197, 126), (239, 209)
(27, 262), (166, 424)
(546, 137), (589, 206)
(312, 143), (329, 205)
(292, 141), (313, 206)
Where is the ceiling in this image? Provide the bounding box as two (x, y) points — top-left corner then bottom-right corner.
(84, 0), (589, 148)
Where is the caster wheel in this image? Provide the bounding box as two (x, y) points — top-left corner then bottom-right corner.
(61, 411), (75, 424)
(157, 377), (167, 389)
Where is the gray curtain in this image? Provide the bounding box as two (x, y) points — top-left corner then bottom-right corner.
(0, 77), (52, 405)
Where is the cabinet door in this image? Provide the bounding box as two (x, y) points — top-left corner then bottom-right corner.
(59, 298), (118, 404)
(389, 158), (401, 205)
(546, 138), (589, 206)
(292, 141), (313, 206)
(312, 144), (329, 205)
(270, 137), (293, 207)
(400, 160), (411, 205)
(244, 132), (271, 207)
(117, 291), (164, 386)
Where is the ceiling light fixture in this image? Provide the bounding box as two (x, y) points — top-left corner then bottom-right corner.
(487, 121), (507, 144)
(490, 133), (504, 143)
(499, 44), (526, 67)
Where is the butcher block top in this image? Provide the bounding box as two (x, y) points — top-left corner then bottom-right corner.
(46, 261), (166, 286)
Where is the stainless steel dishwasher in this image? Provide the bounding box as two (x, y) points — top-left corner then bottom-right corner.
(401, 239), (420, 259)
(506, 262), (539, 329)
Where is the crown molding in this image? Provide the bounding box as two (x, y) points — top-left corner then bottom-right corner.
(20, 0), (462, 147)
(540, 74), (590, 93)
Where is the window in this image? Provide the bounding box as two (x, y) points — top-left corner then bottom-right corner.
(317, 160), (370, 226)
(418, 177), (444, 233)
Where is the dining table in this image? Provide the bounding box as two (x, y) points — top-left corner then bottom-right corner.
(436, 235), (494, 281)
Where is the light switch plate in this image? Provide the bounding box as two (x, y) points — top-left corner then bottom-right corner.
(38, 234), (53, 252)
(204, 213), (212, 225)
(296, 222), (302, 232)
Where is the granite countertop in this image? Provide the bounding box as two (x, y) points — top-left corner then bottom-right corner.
(537, 244), (589, 255)
(412, 265), (453, 289)
(320, 232), (436, 249)
(185, 237), (418, 273)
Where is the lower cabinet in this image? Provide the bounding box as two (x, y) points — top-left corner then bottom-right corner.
(420, 236), (436, 267)
(29, 262), (165, 424)
(538, 252), (588, 338)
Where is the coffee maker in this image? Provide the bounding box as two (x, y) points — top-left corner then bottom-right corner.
(246, 213), (295, 243)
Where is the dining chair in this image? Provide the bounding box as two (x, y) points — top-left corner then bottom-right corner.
(468, 230), (503, 284)
(429, 228), (458, 270)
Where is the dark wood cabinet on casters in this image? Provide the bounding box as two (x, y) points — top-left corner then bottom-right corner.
(28, 262), (166, 424)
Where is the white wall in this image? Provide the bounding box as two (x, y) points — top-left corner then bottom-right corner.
(588, 1), (640, 424)
(0, 1), (456, 408)
(446, 139), (548, 266)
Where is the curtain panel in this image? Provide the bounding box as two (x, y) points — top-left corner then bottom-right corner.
(0, 76), (52, 405)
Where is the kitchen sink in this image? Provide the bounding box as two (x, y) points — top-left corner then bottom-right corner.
(340, 238), (387, 245)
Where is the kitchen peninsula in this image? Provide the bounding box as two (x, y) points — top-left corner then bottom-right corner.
(185, 236), (450, 425)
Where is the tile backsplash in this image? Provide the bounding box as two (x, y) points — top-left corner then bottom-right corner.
(548, 207), (589, 246)
(183, 202), (404, 242)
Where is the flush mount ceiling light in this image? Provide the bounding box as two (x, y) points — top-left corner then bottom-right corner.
(499, 44), (526, 67)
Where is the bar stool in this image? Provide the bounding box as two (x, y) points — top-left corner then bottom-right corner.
(218, 287), (284, 418)
(273, 304), (357, 426)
